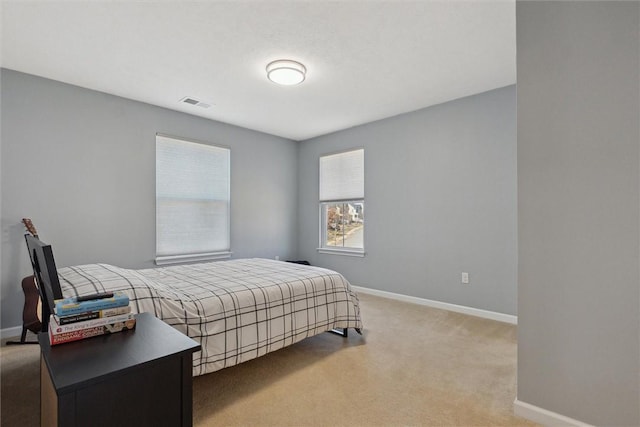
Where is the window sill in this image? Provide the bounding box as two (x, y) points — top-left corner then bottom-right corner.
(316, 248), (365, 257)
(155, 251), (232, 266)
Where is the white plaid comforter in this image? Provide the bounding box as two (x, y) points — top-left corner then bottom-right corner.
(56, 258), (363, 376)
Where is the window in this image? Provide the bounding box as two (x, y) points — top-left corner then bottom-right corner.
(319, 148), (364, 256)
(156, 134), (230, 265)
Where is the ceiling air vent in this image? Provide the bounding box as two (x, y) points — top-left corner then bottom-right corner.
(179, 96), (212, 109)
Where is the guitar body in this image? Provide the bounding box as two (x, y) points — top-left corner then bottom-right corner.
(21, 276), (42, 334)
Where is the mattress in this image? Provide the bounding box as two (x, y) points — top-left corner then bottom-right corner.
(57, 258), (363, 376)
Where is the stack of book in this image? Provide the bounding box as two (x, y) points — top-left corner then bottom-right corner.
(48, 291), (136, 345)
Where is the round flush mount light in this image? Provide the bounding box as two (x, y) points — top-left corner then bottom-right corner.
(266, 59), (306, 85)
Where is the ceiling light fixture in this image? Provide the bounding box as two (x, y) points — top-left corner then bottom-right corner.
(266, 60), (306, 85)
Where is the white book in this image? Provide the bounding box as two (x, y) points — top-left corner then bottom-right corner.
(49, 312), (136, 335)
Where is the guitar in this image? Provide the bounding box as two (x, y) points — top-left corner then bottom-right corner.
(6, 218), (43, 345)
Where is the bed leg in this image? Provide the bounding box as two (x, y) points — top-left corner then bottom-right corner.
(329, 328), (348, 337)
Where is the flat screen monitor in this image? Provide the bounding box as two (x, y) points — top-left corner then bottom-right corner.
(25, 234), (63, 331)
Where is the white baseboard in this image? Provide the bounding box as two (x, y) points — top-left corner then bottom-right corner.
(514, 399), (593, 427)
(351, 285), (517, 324)
(1, 325), (24, 340)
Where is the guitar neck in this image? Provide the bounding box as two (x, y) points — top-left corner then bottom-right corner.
(22, 218), (39, 238)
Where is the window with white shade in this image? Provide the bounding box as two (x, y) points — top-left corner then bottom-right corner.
(156, 134), (230, 265)
(319, 148), (365, 256)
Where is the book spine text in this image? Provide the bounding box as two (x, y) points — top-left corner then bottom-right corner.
(48, 318), (136, 345)
(56, 305), (132, 325)
(50, 313), (135, 334)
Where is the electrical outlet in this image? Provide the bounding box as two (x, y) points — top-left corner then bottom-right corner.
(461, 272), (469, 284)
(275, 256), (280, 261)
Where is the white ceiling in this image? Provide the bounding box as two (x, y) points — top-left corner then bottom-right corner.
(1, 1), (516, 141)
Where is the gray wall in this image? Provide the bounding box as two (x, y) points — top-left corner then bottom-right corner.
(517, 2), (640, 425)
(1, 69), (298, 329)
(298, 86), (517, 315)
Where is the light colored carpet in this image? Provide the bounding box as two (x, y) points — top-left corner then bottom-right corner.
(1, 293), (536, 426)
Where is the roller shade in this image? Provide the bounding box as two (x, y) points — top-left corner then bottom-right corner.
(319, 148), (364, 201)
(156, 135), (230, 259)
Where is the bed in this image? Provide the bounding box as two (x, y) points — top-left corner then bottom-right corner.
(55, 258), (363, 376)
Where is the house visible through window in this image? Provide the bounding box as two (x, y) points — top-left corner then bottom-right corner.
(155, 134), (230, 265)
(319, 148), (365, 256)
